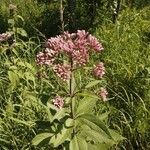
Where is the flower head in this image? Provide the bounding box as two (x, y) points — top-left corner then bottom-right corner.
(72, 48), (89, 66)
(53, 96), (64, 109)
(99, 88), (108, 102)
(88, 34), (104, 52)
(36, 48), (56, 65)
(53, 64), (70, 81)
(76, 30), (89, 40)
(93, 62), (105, 78)
(47, 36), (63, 52)
(0, 32), (12, 42)
(36, 30), (104, 81)
(45, 30), (103, 65)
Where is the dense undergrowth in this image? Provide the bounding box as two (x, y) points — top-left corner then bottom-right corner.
(0, 0), (150, 150)
(95, 7), (150, 149)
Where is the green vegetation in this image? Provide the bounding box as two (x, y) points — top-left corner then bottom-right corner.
(0, 0), (150, 149)
(96, 7), (150, 149)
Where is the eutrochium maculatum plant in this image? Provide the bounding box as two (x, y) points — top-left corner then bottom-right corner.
(32, 30), (124, 149)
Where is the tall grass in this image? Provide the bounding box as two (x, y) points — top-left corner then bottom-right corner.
(0, 36), (51, 149)
(95, 6), (150, 149)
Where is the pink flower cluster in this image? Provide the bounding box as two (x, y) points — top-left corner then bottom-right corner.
(36, 30), (107, 108)
(93, 62), (105, 78)
(0, 32), (11, 42)
(99, 88), (108, 102)
(36, 30), (104, 80)
(53, 64), (70, 81)
(36, 48), (56, 65)
(88, 34), (104, 52)
(52, 96), (64, 109)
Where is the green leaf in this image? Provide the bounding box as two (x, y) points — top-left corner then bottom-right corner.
(88, 143), (112, 150)
(24, 72), (35, 87)
(64, 97), (71, 104)
(76, 92), (99, 99)
(47, 101), (58, 110)
(50, 118), (73, 147)
(16, 15), (24, 22)
(51, 108), (67, 122)
(77, 136), (88, 150)
(87, 143), (98, 150)
(99, 112), (110, 121)
(24, 72), (35, 82)
(8, 71), (20, 89)
(77, 114), (112, 138)
(76, 97), (97, 116)
(85, 80), (101, 89)
(9, 66), (17, 70)
(22, 90), (37, 101)
(70, 135), (79, 150)
(16, 61), (25, 67)
(16, 28), (28, 37)
(8, 19), (15, 26)
(109, 129), (125, 142)
(80, 125), (114, 144)
(70, 135), (87, 150)
(25, 62), (35, 72)
(32, 133), (53, 146)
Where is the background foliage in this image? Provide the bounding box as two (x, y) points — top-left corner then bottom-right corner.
(0, 0), (150, 149)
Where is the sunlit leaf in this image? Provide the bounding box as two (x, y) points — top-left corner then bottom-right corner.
(50, 118), (73, 147)
(16, 15), (24, 22)
(81, 126), (114, 144)
(51, 108), (67, 122)
(98, 112), (110, 121)
(70, 135), (88, 150)
(77, 114), (112, 138)
(16, 28), (28, 37)
(88, 143), (112, 150)
(109, 129), (125, 142)
(70, 135), (79, 150)
(85, 80), (101, 89)
(76, 92), (99, 99)
(32, 133), (53, 146)
(76, 97), (97, 116)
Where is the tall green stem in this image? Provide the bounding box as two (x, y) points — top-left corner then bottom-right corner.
(60, 0), (64, 33)
(69, 57), (73, 116)
(69, 57), (76, 137)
